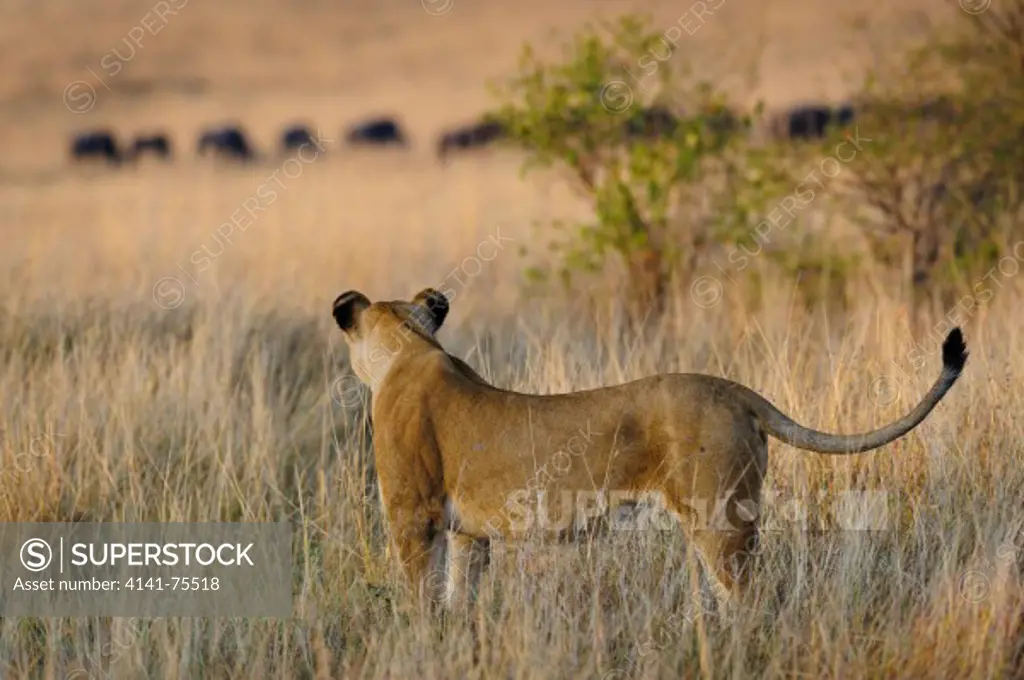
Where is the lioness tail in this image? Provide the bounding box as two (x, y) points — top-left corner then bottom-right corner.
(739, 328), (967, 454)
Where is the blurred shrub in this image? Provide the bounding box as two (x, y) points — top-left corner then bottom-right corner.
(708, 1), (1024, 315)
(487, 15), (748, 316)
(490, 5), (1024, 317)
(707, 114), (865, 313)
(822, 0), (1024, 310)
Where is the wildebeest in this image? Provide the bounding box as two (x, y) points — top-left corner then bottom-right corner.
(130, 133), (172, 161)
(624, 105), (680, 139)
(834, 104), (856, 128)
(70, 130), (122, 165)
(771, 104), (851, 140)
(197, 125), (254, 161)
(281, 124), (317, 154)
(344, 117), (408, 148)
(436, 119), (506, 161)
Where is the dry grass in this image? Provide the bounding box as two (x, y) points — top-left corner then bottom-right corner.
(2, 0), (1021, 678)
(1, 196), (1022, 677)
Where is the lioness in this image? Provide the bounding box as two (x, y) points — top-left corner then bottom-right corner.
(332, 288), (968, 607)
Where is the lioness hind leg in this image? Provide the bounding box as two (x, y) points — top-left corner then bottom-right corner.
(691, 523), (759, 609)
(660, 492), (760, 615)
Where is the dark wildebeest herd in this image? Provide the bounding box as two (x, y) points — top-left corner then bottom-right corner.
(67, 99), (916, 167)
(69, 116), (421, 166)
(197, 126), (255, 162)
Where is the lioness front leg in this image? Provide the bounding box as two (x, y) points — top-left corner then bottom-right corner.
(449, 534), (490, 611)
(386, 502), (449, 608)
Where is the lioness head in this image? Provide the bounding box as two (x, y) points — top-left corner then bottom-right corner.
(332, 288), (450, 387)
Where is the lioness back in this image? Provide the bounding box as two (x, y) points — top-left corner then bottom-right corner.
(406, 359), (763, 537)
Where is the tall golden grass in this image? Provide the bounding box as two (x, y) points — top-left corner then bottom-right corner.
(2, 0), (1020, 676)
(0, 155), (1021, 678)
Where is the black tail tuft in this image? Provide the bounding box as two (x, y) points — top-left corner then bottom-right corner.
(942, 327), (968, 373)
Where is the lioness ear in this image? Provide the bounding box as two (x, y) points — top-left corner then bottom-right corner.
(411, 288), (450, 330)
(332, 291), (370, 333)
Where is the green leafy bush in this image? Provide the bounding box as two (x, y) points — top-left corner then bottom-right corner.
(488, 15), (747, 315)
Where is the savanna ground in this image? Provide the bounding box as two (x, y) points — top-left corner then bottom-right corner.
(0, 0), (1022, 677)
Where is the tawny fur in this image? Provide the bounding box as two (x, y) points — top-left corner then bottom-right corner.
(332, 287), (968, 607)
